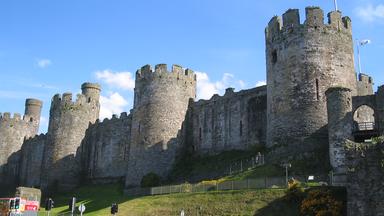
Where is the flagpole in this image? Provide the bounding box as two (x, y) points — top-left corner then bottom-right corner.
(357, 40), (362, 74)
(334, 0), (338, 11)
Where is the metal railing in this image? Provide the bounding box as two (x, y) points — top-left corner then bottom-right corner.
(228, 153), (265, 175)
(125, 176), (288, 197)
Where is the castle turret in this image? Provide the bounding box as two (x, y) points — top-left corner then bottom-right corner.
(357, 73), (374, 96)
(0, 98), (42, 186)
(326, 87), (353, 186)
(125, 64), (196, 187)
(41, 83), (100, 192)
(24, 98), (43, 124)
(265, 7), (358, 159)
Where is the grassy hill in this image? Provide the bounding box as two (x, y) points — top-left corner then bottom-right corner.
(38, 184), (298, 216)
(29, 149), (338, 215)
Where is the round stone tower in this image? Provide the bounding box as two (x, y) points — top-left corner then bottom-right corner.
(265, 7), (358, 158)
(41, 83), (100, 192)
(25, 98), (43, 123)
(125, 64), (196, 187)
(326, 87), (353, 186)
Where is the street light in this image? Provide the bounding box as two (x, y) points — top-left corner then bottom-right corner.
(356, 39), (371, 74)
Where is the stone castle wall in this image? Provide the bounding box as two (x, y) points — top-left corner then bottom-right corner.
(125, 64), (196, 187)
(376, 86), (384, 135)
(0, 99), (42, 186)
(354, 74), (375, 124)
(0, 9), (382, 216)
(187, 86), (267, 155)
(19, 134), (46, 188)
(346, 141), (384, 216)
(41, 83), (100, 192)
(266, 8), (357, 158)
(80, 113), (132, 184)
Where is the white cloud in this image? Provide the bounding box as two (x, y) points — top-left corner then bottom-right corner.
(356, 4), (384, 22)
(37, 59), (52, 68)
(99, 92), (128, 120)
(195, 72), (246, 100)
(95, 70), (135, 91)
(256, 80), (266, 87)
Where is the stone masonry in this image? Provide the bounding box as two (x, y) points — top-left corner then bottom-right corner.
(40, 83), (101, 192)
(188, 86), (267, 155)
(346, 141), (384, 216)
(80, 112), (132, 184)
(0, 99), (42, 186)
(125, 64), (196, 187)
(0, 6), (383, 215)
(266, 8), (357, 159)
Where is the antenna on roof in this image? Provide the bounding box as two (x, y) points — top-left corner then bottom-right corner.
(333, 0), (338, 11)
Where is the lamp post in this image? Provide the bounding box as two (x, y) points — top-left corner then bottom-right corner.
(357, 39), (371, 74)
(281, 163), (291, 187)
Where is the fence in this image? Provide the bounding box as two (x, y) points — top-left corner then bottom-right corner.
(125, 176), (287, 197)
(227, 153), (265, 175)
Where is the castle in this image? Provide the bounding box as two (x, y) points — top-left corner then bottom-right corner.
(0, 6), (383, 216)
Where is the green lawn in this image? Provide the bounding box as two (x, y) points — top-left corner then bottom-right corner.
(37, 184), (298, 216)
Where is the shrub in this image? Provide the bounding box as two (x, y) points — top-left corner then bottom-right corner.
(372, 136), (384, 145)
(300, 188), (343, 216)
(141, 172), (161, 188)
(284, 179), (305, 204)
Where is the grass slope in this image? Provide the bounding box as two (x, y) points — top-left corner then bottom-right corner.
(38, 184), (297, 216)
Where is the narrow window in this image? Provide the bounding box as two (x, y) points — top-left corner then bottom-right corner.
(240, 121), (243, 136)
(138, 124), (141, 134)
(271, 50), (277, 64)
(30, 117), (33, 122)
(199, 127), (202, 141)
(316, 79), (320, 100)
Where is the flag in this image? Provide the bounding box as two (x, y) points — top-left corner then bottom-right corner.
(360, 39), (371, 46)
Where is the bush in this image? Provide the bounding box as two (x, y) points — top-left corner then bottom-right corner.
(372, 136), (384, 144)
(141, 172), (161, 188)
(300, 188), (343, 216)
(284, 179), (305, 204)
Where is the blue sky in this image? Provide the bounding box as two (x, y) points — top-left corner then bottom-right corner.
(0, 0), (383, 133)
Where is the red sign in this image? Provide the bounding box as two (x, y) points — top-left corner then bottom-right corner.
(25, 205), (38, 211)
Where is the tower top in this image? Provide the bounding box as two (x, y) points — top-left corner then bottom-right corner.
(266, 7), (352, 41)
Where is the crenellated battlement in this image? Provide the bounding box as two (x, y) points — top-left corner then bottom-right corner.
(135, 64), (196, 82)
(51, 92), (93, 108)
(194, 85), (267, 106)
(0, 112), (38, 124)
(91, 112), (132, 129)
(266, 7), (352, 40)
(358, 73), (373, 84)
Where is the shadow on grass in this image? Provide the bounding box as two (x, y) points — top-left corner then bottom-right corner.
(40, 183), (132, 215)
(254, 186), (347, 216)
(253, 196), (300, 216)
